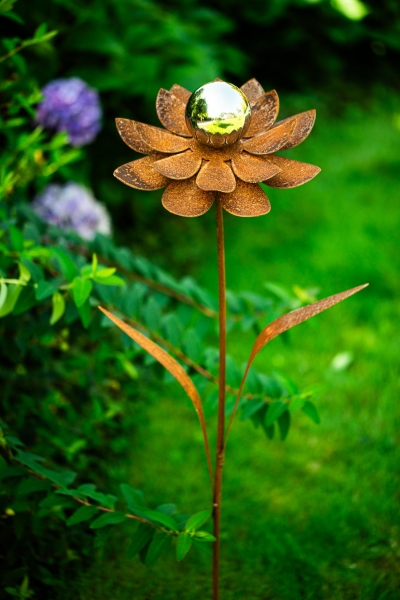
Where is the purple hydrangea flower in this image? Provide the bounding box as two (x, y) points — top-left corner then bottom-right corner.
(36, 77), (102, 147)
(33, 183), (112, 241)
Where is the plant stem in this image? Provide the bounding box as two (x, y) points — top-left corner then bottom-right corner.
(213, 197), (226, 600)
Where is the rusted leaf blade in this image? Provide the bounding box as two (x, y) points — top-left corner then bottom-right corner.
(225, 284), (369, 445)
(98, 307), (213, 484)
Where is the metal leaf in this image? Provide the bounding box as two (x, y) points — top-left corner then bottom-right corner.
(162, 177), (215, 217)
(225, 284), (368, 444)
(241, 119), (297, 155)
(196, 158), (236, 193)
(115, 118), (152, 154)
(263, 156), (321, 189)
(114, 155), (169, 190)
(153, 150), (202, 180)
(156, 88), (191, 137)
(169, 84), (191, 104)
(275, 109), (316, 150)
(244, 90), (280, 138)
(231, 151), (282, 183)
(98, 307), (213, 484)
(135, 122), (191, 154)
(219, 179), (271, 217)
(240, 78), (265, 106)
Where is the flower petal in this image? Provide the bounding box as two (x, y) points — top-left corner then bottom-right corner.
(156, 88), (191, 137)
(219, 180), (271, 217)
(231, 151), (282, 183)
(240, 78), (265, 106)
(274, 110), (316, 150)
(135, 121), (191, 153)
(115, 118), (152, 154)
(263, 156), (321, 188)
(114, 155), (169, 190)
(196, 158), (236, 193)
(169, 84), (191, 104)
(153, 150), (202, 179)
(162, 177), (215, 217)
(244, 90), (279, 137)
(241, 119), (296, 155)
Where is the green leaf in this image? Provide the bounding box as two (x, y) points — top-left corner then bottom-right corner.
(302, 400), (320, 424)
(18, 262), (31, 283)
(9, 226), (23, 251)
(50, 291), (65, 325)
(78, 298), (91, 329)
(185, 510), (211, 532)
(120, 484), (146, 509)
(52, 248), (78, 281)
(91, 253), (98, 274)
(143, 510), (177, 531)
(183, 328), (202, 362)
(289, 396), (306, 412)
(126, 523), (154, 559)
(20, 258), (44, 282)
(144, 533), (172, 566)
(67, 505), (98, 526)
(193, 531), (216, 542)
(277, 410), (291, 440)
(143, 296), (161, 331)
(93, 274), (125, 286)
(240, 398), (265, 421)
(162, 313), (182, 347)
(95, 267), (116, 278)
(35, 279), (60, 301)
(176, 533), (192, 561)
(0, 282), (7, 310)
(12, 286), (36, 315)
(72, 277), (93, 308)
(0, 284), (22, 317)
(264, 400), (287, 427)
(90, 511), (126, 529)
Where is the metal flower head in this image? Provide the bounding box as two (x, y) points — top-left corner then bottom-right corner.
(114, 78), (321, 217)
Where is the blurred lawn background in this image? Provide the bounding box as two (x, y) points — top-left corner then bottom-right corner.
(2, 0), (400, 598)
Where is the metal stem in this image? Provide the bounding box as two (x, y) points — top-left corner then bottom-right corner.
(212, 196), (226, 600)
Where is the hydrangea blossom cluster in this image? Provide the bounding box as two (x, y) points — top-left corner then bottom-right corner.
(36, 77), (102, 147)
(33, 183), (111, 241)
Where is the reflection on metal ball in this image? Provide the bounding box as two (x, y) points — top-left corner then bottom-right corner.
(185, 81), (251, 148)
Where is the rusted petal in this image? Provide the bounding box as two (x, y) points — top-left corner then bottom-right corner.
(225, 284), (369, 445)
(153, 150), (202, 180)
(242, 119), (296, 155)
(219, 179), (271, 217)
(114, 155), (169, 190)
(263, 155), (321, 188)
(276, 110), (316, 150)
(213, 77), (223, 82)
(240, 78), (265, 106)
(244, 90), (279, 137)
(115, 118), (152, 154)
(98, 307), (213, 485)
(135, 121), (191, 154)
(196, 158), (236, 193)
(156, 88), (191, 137)
(169, 83), (191, 104)
(162, 177), (215, 217)
(231, 152), (282, 183)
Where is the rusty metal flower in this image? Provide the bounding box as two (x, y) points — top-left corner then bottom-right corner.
(114, 78), (321, 218)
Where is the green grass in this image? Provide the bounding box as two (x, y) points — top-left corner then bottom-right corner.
(63, 97), (400, 599)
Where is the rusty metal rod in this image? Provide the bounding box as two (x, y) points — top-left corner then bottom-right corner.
(212, 196), (226, 600)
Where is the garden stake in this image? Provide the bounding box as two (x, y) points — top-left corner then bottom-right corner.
(104, 78), (368, 599)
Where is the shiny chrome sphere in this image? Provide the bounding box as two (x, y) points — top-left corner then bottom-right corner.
(185, 81), (251, 148)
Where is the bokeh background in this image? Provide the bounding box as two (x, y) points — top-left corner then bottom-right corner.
(1, 0), (400, 598)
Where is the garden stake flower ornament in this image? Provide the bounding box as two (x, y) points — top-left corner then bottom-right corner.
(101, 78), (368, 600)
(113, 79), (320, 217)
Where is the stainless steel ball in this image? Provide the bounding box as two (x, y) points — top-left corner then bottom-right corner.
(185, 81), (251, 148)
